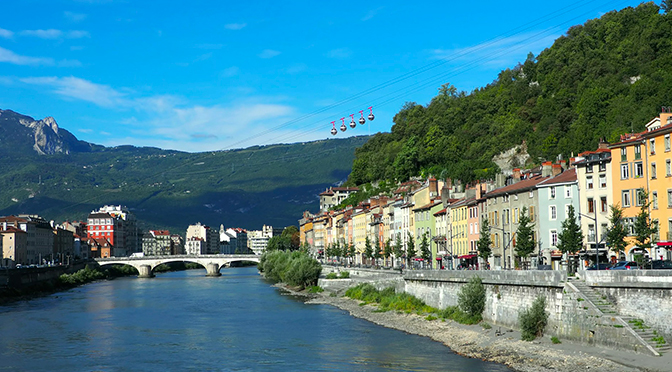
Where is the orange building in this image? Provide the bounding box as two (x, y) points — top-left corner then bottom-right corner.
(609, 109), (672, 259)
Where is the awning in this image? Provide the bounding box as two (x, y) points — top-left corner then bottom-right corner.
(435, 257), (443, 261)
(458, 254), (477, 259)
(656, 242), (672, 247)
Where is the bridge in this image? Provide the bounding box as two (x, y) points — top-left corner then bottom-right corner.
(94, 254), (260, 278)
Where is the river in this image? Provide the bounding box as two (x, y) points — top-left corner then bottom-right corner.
(0, 267), (511, 371)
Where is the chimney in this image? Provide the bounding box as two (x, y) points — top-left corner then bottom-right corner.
(541, 161), (553, 177)
(495, 173), (506, 188)
(512, 168), (521, 183)
(552, 163), (562, 177)
(429, 177), (438, 197)
(598, 138), (609, 149)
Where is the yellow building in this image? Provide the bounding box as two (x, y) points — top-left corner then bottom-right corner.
(450, 199), (469, 258)
(610, 109), (672, 259)
(352, 209), (368, 263)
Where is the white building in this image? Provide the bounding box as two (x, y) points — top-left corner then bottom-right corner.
(186, 223), (218, 254)
(185, 237), (206, 255)
(247, 225), (274, 255)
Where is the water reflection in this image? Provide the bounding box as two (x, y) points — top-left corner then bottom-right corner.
(0, 267), (511, 372)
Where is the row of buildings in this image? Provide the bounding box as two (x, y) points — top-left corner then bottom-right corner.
(1, 203), (282, 266)
(299, 109), (672, 270)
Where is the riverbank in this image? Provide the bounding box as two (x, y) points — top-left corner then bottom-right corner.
(299, 289), (672, 372)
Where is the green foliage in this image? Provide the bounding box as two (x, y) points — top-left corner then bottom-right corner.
(477, 218), (493, 262)
(436, 306), (482, 325)
(551, 336), (561, 344)
(606, 204), (629, 257)
(345, 284), (436, 314)
(58, 266), (106, 286)
(393, 234), (403, 260)
(307, 286), (324, 293)
(258, 250), (322, 289)
(481, 322), (492, 330)
(338, 271), (350, 279)
(347, 3), (672, 185)
(633, 190), (659, 251)
(364, 236), (374, 261)
(280, 226), (301, 250)
(406, 232), (416, 262)
(325, 272), (338, 279)
(519, 296), (549, 341)
(457, 276), (486, 321)
(383, 239), (393, 259)
(515, 207), (535, 261)
(557, 205), (584, 269)
(420, 232), (431, 261)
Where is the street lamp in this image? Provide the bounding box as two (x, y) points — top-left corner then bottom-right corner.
(489, 225), (514, 270)
(579, 212), (601, 269)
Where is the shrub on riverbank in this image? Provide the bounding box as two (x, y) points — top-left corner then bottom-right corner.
(258, 250), (321, 289)
(519, 296), (548, 341)
(59, 266), (107, 286)
(345, 283), (483, 324)
(457, 276), (485, 322)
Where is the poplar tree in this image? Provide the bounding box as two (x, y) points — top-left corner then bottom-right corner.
(606, 204), (628, 259)
(420, 232), (432, 266)
(393, 234), (403, 267)
(633, 190), (658, 265)
(364, 236), (374, 265)
(515, 207), (536, 268)
(407, 232), (416, 267)
(477, 218), (493, 264)
(557, 204), (583, 273)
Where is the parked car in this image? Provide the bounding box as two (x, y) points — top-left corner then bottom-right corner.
(609, 261), (638, 270)
(586, 263), (611, 270)
(651, 260), (672, 269)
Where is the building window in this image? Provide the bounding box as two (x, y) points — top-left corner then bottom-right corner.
(653, 191), (658, 209)
(550, 230), (558, 247)
(601, 197), (607, 213)
(667, 159), (671, 177)
(586, 165), (593, 173)
(650, 138), (656, 155)
(665, 134), (671, 152)
(599, 162), (607, 172)
(636, 189), (645, 207)
(622, 190), (631, 208)
(588, 224), (596, 242)
(634, 162), (644, 178)
(621, 164), (629, 179)
(550, 205), (557, 220)
(529, 191), (534, 198)
(550, 187), (556, 199)
(652, 163), (657, 179)
(635, 145), (641, 160)
(565, 186), (571, 198)
(514, 208), (519, 223)
(586, 176), (593, 190)
(621, 147), (627, 162)
(588, 198), (595, 214)
(529, 206), (535, 221)
(668, 189), (672, 208)
(599, 174), (607, 189)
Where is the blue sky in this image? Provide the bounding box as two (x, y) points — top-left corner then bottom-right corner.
(0, 0), (646, 152)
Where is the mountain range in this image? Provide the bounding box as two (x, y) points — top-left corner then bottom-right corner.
(0, 109), (368, 233)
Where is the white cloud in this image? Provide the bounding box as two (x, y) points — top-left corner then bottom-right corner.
(20, 76), (130, 107)
(258, 49), (280, 59)
(224, 23), (247, 30)
(0, 28), (13, 38)
(326, 48), (351, 59)
(0, 46), (54, 66)
(78, 128), (93, 133)
(20, 29), (90, 39)
(430, 32), (559, 65)
(64, 11), (88, 22)
(220, 66), (240, 78)
(362, 7), (384, 21)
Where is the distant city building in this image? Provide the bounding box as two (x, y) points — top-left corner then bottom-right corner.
(186, 223), (218, 254)
(247, 225), (276, 255)
(0, 215), (54, 264)
(1, 226), (27, 266)
(185, 237), (205, 255)
(86, 205), (139, 257)
(142, 230), (173, 256)
(319, 187), (360, 212)
(171, 234), (184, 255)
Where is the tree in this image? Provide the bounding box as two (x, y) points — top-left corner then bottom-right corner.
(477, 218), (493, 264)
(662, 0), (672, 14)
(406, 232), (416, 267)
(633, 190), (659, 261)
(606, 204), (628, 259)
(266, 236), (291, 251)
(281, 225), (300, 250)
(393, 234), (403, 266)
(420, 232), (431, 265)
(364, 236), (374, 265)
(556, 204), (583, 273)
(383, 238), (393, 265)
(373, 236), (383, 265)
(515, 207), (536, 268)
(347, 241), (356, 264)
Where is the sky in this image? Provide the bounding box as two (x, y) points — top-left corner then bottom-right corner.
(0, 0), (648, 152)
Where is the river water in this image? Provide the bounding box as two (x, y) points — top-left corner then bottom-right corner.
(0, 267), (511, 371)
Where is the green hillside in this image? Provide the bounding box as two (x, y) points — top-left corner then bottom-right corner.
(0, 135), (369, 232)
(347, 2), (672, 185)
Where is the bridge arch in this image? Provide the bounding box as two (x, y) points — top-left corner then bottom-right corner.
(95, 254), (260, 278)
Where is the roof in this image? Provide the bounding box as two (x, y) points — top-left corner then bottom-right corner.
(485, 174), (549, 198)
(88, 212), (113, 219)
(332, 187), (359, 192)
(150, 230), (170, 236)
(319, 189), (334, 196)
(537, 168), (577, 187)
(412, 200), (442, 212)
(433, 208), (447, 216)
(0, 226), (26, 234)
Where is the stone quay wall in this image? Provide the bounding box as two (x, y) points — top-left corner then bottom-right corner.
(399, 270), (672, 354)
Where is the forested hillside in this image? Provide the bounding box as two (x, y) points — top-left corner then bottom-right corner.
(347, 2), (672, 185)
